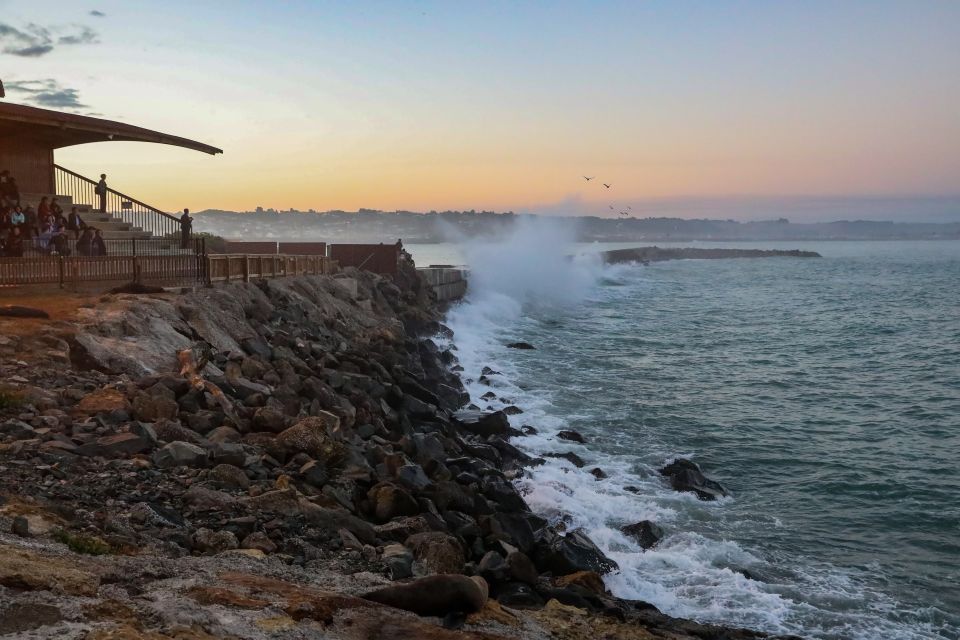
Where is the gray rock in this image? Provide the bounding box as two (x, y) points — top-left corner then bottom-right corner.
(153, 441), (208, 468)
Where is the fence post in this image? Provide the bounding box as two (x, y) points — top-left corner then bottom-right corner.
(243, 256), (250, 283)
(133, 256), (141, 283)
(58, 257), (65, 289)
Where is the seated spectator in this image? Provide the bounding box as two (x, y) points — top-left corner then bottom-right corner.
(52, 229), (71, 256)
(22, 206), (38, 238)
(10, 206), (25, 228)
(76, 227), (94, 256)
(36, 223), (54, 253)
(4, 228), (24, 257)
(51, 197), (63, 218)
(92, 228), (107, 256)
(37, 196), (51, 220)
(0, 170), (19, 207)
(0, 207), (9, 232)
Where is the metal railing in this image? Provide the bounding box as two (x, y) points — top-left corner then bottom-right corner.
(17, 235), (200, 259)
(54, 164), (182, 238)
(0, 249), (336, 289)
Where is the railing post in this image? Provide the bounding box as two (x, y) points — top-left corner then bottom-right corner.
(243, 256), (250, 283)
(58, 257), (65, 289)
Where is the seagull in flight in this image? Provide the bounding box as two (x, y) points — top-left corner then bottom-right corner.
(609, 205), (614, 210)
(619, 211), (629, 216)
(603, 183), (612, 189)
(583, 176), (595, 181)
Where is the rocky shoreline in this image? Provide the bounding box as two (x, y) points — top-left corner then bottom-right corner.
(0, 258), (799, 639)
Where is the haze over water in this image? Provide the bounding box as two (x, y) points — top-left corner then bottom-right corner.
(411, 238), (960, 639)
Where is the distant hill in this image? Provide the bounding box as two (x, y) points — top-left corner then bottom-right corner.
(193, 209), (960, 243)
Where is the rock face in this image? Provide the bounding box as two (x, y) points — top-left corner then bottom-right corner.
(659, 458), (729, 501)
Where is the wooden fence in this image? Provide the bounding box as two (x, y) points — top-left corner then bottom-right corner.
(207, 254), (333, 282)
(329, 243), (401, 275)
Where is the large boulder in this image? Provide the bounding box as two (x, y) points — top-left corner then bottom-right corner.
(533, 529), (618, 575)
(368, 482), (421, 523)
(659, 458), (729, 501)
(453, 410), (511, 437)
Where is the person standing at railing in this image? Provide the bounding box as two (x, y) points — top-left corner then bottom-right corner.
(180, 208), (193, 249)
(96, 173), (108, 212)
(77, 227), (94, 256)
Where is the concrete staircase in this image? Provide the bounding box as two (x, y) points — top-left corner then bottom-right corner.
(20, 192), (153, 240)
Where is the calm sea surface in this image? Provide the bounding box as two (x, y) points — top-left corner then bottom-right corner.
(409, 239), (960, 639)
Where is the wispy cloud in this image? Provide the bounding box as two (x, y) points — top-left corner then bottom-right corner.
(0, 21), (99, 57)
(4, 79), (88, 111)
(89, 10), (106, 18)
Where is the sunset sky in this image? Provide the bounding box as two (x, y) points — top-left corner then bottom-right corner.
(2, 1), (959, 218)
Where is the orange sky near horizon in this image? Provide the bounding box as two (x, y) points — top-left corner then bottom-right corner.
(4, 1), (958, 217)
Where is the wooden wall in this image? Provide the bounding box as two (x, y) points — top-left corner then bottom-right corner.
(0, 140), (54, 194)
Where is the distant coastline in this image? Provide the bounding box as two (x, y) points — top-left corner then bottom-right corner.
(195, 209), (960, 244)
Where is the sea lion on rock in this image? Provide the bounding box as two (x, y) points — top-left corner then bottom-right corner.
(361, 574), (489, 616)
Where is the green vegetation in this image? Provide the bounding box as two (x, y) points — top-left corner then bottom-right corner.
(53, 529), (115, 556)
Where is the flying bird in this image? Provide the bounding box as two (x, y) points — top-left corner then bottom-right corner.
(583, 176), (595, 181)
(603, 183), (611, 189)
(619, 211), (628, 216)
(609, 205), (614, 210)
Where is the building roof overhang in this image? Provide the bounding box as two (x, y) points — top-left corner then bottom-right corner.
(0, 101), (222, 155)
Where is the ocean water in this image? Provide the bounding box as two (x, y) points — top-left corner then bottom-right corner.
(408, 235), (960, 639)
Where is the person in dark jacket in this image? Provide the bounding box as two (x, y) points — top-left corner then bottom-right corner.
(76, 227), (94, 256)
(92, 229), (107, 256)
(95, 174), (108, 212)
(0, 170), (19, 207)
(180, 208), (193, 249)
(66, 207), (84, 238)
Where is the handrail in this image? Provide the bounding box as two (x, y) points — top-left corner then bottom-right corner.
(53, 164), (180, 223)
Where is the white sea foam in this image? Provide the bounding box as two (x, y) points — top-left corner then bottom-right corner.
(439, 226), (945, 640)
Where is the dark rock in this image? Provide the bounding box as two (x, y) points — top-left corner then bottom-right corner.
(543, 451), (586, 468)
(192, 527), (238, 553)
(153, 441), (208, 468)
(405, 531), (466, 575)
(362, 575), (488, 616)
(11, 516), (30, 537)
(396, 463), (433, 491)
(0, 305), (49, 319)
(534, 529), (619, 575)
(557, 430), (586, 444)
(382, 543), (414, 579)
(0, 420), (37, 441)
(659, 458), (729, 501)
(502, 406), (523, 415)
(506, 342), (535, 350)
(252, 406), (290, 433)
(506, 551), (539, 584)
(478, 550), (509, 583)
(621, 520), (664, 550)
(208, 442), (247, 467)
(453, 410), (511, 437)
(75, 433), (151, 458)
(208, 463), (250, 490)
(131, 389), (179, 422)
(368, 482), (421, 522)
(299, 459), (329, 487)
(241, 531), (277, 553)
(589, 467), (608, 480)
(496, 582), (545, 609)
(520, 425), (538, 436)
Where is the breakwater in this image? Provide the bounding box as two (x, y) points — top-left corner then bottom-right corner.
(600, 246), (821, 264)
